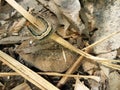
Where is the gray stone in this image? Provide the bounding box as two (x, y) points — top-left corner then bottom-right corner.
(92, 0), (120, 54)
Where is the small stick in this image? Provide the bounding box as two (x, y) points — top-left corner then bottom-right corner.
(5, 0), (45, 31)
(5, 0), (120, 88)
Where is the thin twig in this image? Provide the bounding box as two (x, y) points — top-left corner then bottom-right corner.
(57, 49), (90, 87)
(83, 31), (120, 50)
(0, 72), (100, 82)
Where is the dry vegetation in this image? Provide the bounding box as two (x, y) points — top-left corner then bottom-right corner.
(0, 0), (120, 90)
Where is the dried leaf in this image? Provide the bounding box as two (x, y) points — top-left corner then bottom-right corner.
(74, 77), (89, 90)
(48, 1), (70, 29)
(89, 79), (100, 90)
(53, 0), (85, 33)
(11, 83), (32, 90)
(82, 60), (98, 75)
(9, 18), (26, 35)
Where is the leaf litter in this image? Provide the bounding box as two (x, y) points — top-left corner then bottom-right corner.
(0, 0), (120, 90)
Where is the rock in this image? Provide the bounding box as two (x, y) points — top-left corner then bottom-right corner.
(92, 0), (120, 54)
(108, 71), (120, 90)
(19, 0), (43, 13)
(53, 0), (85, 33)
(97, 50), (117, 59)
(16, 39), (77, 72)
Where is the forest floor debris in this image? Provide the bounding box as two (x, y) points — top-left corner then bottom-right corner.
(0, 0), (120, 90)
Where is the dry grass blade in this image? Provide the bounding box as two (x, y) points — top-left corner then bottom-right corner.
(83, 31), (120, 50)
(4, 0), (120, 88)
(5, 0), (120, 69)
(0, 72), (100, 82)
(99, 61), (120, 70)
(0, 51), (59, 90)
(39, 72), (100, 82)
(56, 31), (120, 87)
(51, 32), (120, 87)
(5, 0), (45, 30)
(50, 33), (120, 70)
